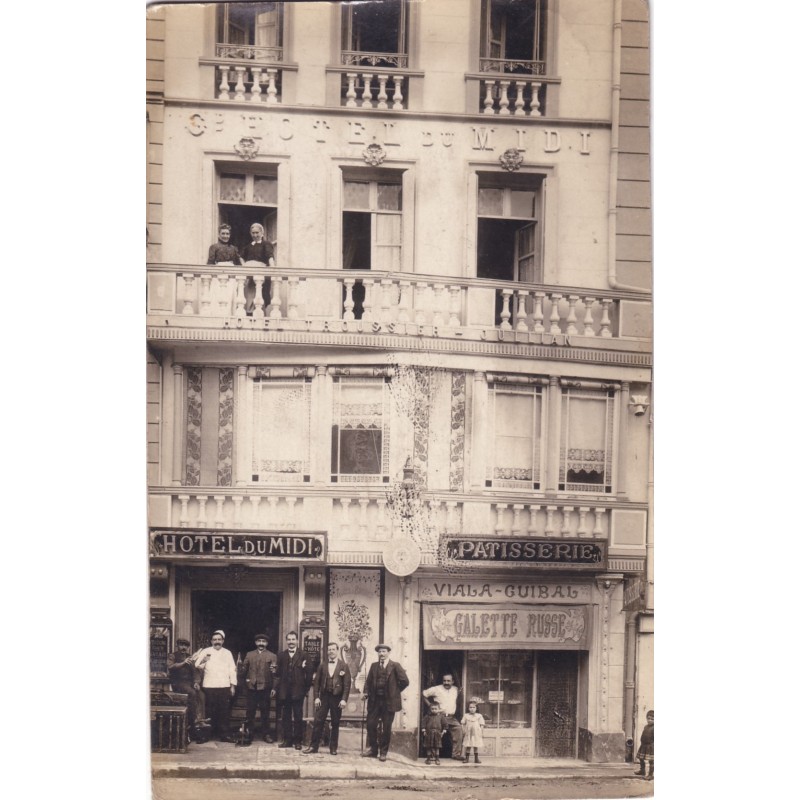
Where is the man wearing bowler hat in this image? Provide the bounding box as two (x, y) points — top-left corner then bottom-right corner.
(362, 643), (409, 761)
(304, 641), (352, 755)
(243, 633), (278, 742)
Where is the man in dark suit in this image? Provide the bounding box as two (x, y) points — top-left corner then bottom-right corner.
(303, 641), (352, 755)
(272, 630), (314, 749)
(362, 643), (409, 762)
(242, 633), (277, 743)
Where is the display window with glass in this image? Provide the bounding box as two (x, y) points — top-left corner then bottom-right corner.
(466, 650), (533, 729)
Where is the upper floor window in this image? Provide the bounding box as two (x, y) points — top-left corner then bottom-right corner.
(342, 0), (408, 67)
(486, 383), (544, 490)
(343, 174), (403, 272)
(216, 166), (278, 258)
(251, 377), (311, 484)
(559, 387), (616, 494)
(331, 377), (391, 484)
(480, 0), (547, 75)
(217, 2), (284, 61)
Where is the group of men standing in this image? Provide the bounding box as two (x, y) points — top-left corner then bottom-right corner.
(167, 631), (410, 760)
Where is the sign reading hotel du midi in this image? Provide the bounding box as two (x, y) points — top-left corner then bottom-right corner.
(441, 536), (606, 570)
(149, 529), (326, 561)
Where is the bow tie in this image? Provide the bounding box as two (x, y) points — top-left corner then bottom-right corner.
(329, 659), (336, 663)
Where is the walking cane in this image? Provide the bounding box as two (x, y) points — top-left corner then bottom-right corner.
(360, 695), (366, 753)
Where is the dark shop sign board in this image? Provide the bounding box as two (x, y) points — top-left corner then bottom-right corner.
(149, 529), (326, 561)
(441, 537), (606, 570)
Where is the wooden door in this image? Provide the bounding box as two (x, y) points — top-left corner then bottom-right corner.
(535, 651), (578, 757)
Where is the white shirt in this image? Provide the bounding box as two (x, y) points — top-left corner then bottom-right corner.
(327, 661), (337, 677)
(423, 684), (458, 716)
(196, 646), (238, 688)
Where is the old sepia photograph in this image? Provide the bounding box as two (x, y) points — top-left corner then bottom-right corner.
(145, 1), (654, 797)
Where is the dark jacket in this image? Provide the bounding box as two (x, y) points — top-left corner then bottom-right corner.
(242, 648), (277, 691)
(312, 657), (352, 702)
(364, 659), (409, 713)
(274, 648), (314, 701)
(167, 651), (199, 685)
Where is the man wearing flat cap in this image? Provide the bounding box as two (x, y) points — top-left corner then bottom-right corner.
(167, 638), (205, 735)
(362, 643), (409, 761)
(243, 633), (278, 742)
(194, 630), (237, 742)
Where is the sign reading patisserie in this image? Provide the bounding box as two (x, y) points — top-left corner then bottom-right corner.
(441, 537), (605, 569)
(150, 529), (326, 561)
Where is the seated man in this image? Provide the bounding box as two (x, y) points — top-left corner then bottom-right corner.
(167, 638), (205, 736)
(422, 673), (464, 761)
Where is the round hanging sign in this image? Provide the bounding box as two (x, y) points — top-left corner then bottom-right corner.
(383, 537), (422, 576)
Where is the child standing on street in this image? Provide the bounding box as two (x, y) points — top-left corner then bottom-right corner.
(634, 710), (654, 780)
(421, 700), (444, 765)
(460, 700), (486, 764)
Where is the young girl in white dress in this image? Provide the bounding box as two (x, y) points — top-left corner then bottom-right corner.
(460, 700), (486, 764)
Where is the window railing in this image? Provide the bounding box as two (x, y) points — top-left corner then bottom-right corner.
(479, 58), (546, 75)
(216, 43), (283, 62)
(342, 50), (408, 69)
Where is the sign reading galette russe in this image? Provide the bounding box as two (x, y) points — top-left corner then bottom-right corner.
(422, 604), (592, 650)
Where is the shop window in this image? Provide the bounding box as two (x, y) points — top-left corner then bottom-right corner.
(217, 167), (278, 260)
(466, 650), (533, 729)
(559, 388), (616, 494)
(480, 0), (547, 74)
(342, 0), (408, 67)
(486, 384), (544, 490)
(216, 2), (284, 61)
(331, 377), (391, 484)
(251, 378), (311, 483)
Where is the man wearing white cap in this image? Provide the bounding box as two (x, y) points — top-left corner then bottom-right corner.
(194, 630), (238, 742)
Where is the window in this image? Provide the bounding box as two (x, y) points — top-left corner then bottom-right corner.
(217, 167), (278, 257)
(217, 2), (284, 60)
(331, 377), (391, 484)
(486, 383), (544, 490)
(559, 388), (616, 494)
(342, 0), (408, 67)
(466, 650), (533, 729)
(480, 0), (547, 74)
(251, 378), (311, 483)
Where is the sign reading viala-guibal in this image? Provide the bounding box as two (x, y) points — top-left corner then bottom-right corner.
(149, 529), (325, 561)
(442, 537), (605, 569)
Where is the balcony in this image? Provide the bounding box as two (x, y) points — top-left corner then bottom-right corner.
(467, 73), (555, 117)
(146, 264), (652, 351)
(328, 65), (421, 111)
(200, 46), (296, 103)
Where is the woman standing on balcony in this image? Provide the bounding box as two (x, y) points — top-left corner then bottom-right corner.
(242, 222), (275, 315)
(207, 223), (242, 266)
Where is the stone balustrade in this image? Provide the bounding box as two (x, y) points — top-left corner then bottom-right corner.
(492, 502), (608, 539)
(216, 64), (282, 103)
(175, 492), (303, 530)
(147, 264), (652, 341)
(342, 71), (407, 110)
(479, 78), (544, 116)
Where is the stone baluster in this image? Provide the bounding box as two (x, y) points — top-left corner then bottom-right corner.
(448, 285), (461, 327)
(217, 274), (230, 315)
(252, 276), (266, 319)
(358, 497), (369, 535)
(545, 505), (557, 536)
(213, 495), (226, 528)
(196, 495), (208, 527)
(249, 495), (262, 527)
(526, 504), (540, 535)
(414, 283), (429, 324)
(345, 73), (358, 108)
(446, 501), (458, 534)
(515, 290), (529, 332)
(380, 279), (394, 323)
(200, 274), (213, 315)
(234, 275), (246, 316)
(532, 291), (545, 333)
(511, 504), (524, 536)
(250, 68), (263, 102)
(376, 74), (389, 109)
(582, 297), (596, 336)
(361, 278), (374, 321)
(432, 284), (446, 326)
(267, 495), (279, 527)
(287, 276), (300, 320)
(428, 499), (443, 533)
(265, 68), (278, 104)
(514, 82), (526, 115)
(578, 507), (590, 537)
(232, 495), (243, 528)
(494, 503), (508, 535)
(483, 80), (496, 114)
(218, 66), (231, 100)
(376, 498), (388, 538)
(392, 75), (404, 110)
(342, 278), (355, 320)
(182, 274), (195, 315)
(398, 280), (412, 323)
(178, 495), (190, 528)
(599, 298), (613, 337)
(286, 496), (298, 529)
(566, 295), (580, 335)
(500, 289), (513, 330)
(530, 83), (542, 117)
(561, 506), (574, 537)
(498, 80), (511, 115)
(233, 67), (246, 101)
(549, 293), (563, 335)
(593, 507), (606, 538)
(269, 277), (282, 319)
(339, 497), (351, 534)
(360, 73), (374, 108)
